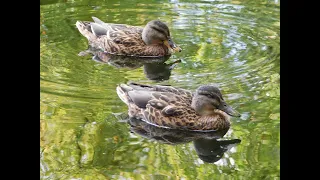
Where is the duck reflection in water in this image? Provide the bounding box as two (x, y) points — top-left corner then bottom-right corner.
(127, 117), (241, 163)
(78, 46), (181, 81)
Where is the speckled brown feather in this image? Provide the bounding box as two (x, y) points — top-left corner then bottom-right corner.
(76, 19), (170, 56)
(116, 83), (231, 131)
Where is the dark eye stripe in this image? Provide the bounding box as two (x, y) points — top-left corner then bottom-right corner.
(151, 26), (167, 36)
(207, 93), (220, 100)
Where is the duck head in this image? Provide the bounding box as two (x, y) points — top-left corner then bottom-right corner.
(191, 85), (241, 117)
(142, 20), (182, 53)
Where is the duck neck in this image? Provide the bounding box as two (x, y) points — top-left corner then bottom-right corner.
(197, 110), (231, 130)
(199, 110), (229, 121)
(144, 44), (170, 56)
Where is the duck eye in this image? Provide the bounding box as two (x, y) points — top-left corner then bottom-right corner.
(206, 94), (213, 98)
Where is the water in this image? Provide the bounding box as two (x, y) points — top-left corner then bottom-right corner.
(40, 0), (280, 179)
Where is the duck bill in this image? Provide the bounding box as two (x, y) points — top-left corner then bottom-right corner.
(164, 39), (182, 52)
(219, 102), (241, 117)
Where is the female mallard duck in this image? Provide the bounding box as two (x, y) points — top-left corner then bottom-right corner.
(76, 17), (181, 57)
(116, 83), (241, 131)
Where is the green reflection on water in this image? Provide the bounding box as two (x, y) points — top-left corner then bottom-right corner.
(40, 0), (279, 179)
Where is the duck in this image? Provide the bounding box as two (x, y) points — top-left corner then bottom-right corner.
(76, 17), (182, 57)
(116, 83), (241, 131)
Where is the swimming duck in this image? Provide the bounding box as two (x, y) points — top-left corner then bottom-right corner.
(76, 17), (181, 57)
(116, 83), (241, 131)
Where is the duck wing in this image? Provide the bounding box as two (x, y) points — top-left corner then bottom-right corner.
(128, 82), (193, 97)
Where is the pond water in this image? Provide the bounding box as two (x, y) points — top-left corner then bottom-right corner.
(40, 0), (280, 179)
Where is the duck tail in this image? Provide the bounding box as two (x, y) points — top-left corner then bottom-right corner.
(116, 84), (133, 105)
(75, 21), (96, 41)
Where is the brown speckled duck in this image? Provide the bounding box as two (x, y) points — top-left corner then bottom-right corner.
(116, 83), (241, 131)
(76, 17), (181, 57)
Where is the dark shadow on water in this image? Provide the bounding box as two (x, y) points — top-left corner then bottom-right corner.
(127, 117), (241, 163)
(194, 138), (240, 163)
(79, 47), (181, 81)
